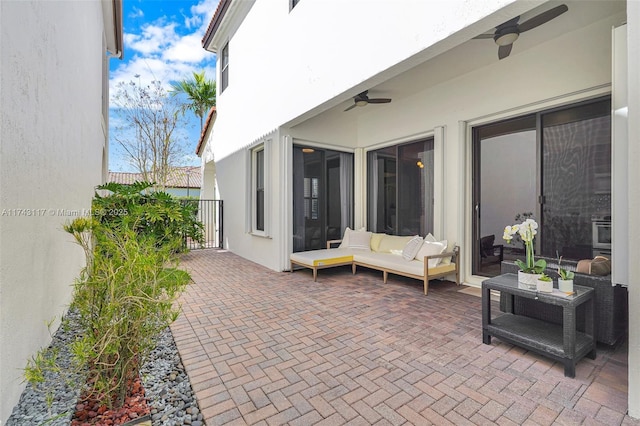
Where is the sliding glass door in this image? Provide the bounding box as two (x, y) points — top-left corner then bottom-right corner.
(472, 98), (611, 277)
(473, 116), (537, 277)
(292, 147), (353, 252)
(540, 101), (611, 259)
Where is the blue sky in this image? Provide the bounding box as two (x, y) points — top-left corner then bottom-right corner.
(109, 0), (219, 172)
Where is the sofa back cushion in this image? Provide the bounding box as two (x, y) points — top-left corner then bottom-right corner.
(348, 230), (372, 250)
(339, 227), (367, 249)
(370, 233), (385, 251)
(377, 235), (414, 253)
(338, 227), (352, 249)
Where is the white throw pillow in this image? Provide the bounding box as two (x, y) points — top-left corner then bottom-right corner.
(415, 240), (447, 268)
(423, 234), (454, 265)
(348, 231), (372, 250)
(338, 227), (352, 249)
(402, 235), (423, 260)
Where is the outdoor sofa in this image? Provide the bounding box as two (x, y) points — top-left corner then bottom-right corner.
(290, 228), (460, 295)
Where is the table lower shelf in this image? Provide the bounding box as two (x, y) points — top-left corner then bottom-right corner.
(484, 313), (596, 377)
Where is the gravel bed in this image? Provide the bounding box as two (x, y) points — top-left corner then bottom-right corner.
(6, 309), (202, 426)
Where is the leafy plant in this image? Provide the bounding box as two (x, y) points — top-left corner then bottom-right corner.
(24, 184), (196, 413)
(65, 220), (190, 407)
(556, 253), (575, 280)
(23, 324), (64, 418)
(538, 273), (552, 282)
(94, 181), (204, 251)
(170, 70), (216, 133)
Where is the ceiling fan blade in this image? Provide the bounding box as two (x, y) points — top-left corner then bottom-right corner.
(519, 4), (568, 33)
(498, 44), (512, 60)
(473, 33), (495, 40)
(496, 16), (521, 30)
(344, 103), (357, 112)
(367, 98), (391, 104)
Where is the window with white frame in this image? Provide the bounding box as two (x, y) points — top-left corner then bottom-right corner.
(221, 42), (229, 92)
(249, 144), (268, 235)
(254, 147), (265, 232)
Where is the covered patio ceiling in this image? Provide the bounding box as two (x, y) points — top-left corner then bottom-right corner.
(288, 0), (626, 129)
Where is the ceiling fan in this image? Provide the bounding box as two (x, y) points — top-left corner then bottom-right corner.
(473, 4), (568, 60)
(344, 90), (391, 112)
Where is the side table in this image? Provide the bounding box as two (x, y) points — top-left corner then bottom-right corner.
(482, 273), (596, 377)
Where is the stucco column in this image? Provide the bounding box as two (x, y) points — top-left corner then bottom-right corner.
(354, 148), (366, 230)
(628, 0), (640, 419)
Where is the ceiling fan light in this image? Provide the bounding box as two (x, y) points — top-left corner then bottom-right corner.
(355, 100), (368, 107)
(495, 32), (518, 46)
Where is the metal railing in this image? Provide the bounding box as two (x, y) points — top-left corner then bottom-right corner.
(182, 199), (223, 249)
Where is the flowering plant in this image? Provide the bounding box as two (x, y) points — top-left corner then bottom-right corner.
(503, 218), (547, 274)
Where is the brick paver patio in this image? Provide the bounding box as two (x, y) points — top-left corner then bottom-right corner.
(172, 249), (638, 425)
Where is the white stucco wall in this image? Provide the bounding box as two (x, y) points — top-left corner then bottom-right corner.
(214, 133), (286, 270)
(0, 1), (111, 421)
(208, 0), (525, 161)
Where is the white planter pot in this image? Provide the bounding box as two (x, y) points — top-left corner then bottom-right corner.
(558, 278), (574, 293)
(518, 271), (542, 290)
(536, 278), (553, 293)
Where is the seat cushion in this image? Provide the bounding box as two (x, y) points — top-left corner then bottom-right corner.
(354, 252), (424, 276)
(426, 263), (456, 276)
(290, 249), (354, 267)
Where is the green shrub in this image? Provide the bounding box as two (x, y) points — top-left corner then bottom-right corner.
(93, 181), (204, 251)
(24, 183), (199, 412)
(64, 219), (190, 407)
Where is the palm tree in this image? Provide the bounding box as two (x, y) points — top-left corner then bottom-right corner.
(170, 70), (216, 133)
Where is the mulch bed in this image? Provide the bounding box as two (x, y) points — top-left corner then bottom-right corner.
(71, 377), (150, 426)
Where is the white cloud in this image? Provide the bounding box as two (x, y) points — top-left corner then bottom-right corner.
(129, 6), (144, 19)
(112, 0), (219, 89)
(189, 0), (219, 32)
(125, 22), (179, 56)
(162, 34), (208, 63)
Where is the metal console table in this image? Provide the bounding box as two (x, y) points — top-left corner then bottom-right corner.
(482, 273), (596, 377)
